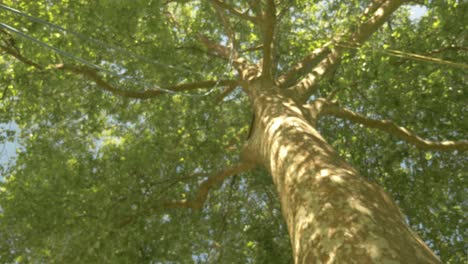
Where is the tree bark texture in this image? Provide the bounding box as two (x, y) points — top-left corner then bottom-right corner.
(245, 81), (441, 263)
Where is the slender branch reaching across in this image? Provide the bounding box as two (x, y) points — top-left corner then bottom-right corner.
(118, 163), (255, 228)
(287, 0), (404, 102)
(162, 162), (256, 210)
(195, 35), (235, 60)
(240, 45), (263, 53)
(426, 45), (468, 55)
(175, 45), (231, 60)
(196, 33), (258, 80)
(0, 28), (20, 53)
(211, 1), (237, 50)
(55, 64), (238, 99)
(166, 9), (247, 75)
(277, 0), (294, 22)
(1, 45), (237, 99)
(320, 102), (468, 151)
(117, 161), (254, 228)
(384, 48), (468, 70)
(248, 0), (262, 18)
(333, 41), (468, 70)
(216, 82), (238, 103)
(169, 11), (262, 92)
(165, 10), (234, 61)
(166, 8), (256, 82)
(0, 45), (42, 69)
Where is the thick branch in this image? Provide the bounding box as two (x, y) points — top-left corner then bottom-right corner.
(362, 0), (387, 20)
(197, 34), (259, 81)
(288, 0), (403, 102)
(321, 103), (468, 151)
(261, 0), (277, 80)
(195, 34), (235, 60)
(211, 0), (258, 23)
(163, 162), (255, 210)
(166, 9), (256, 83)
(352, 0), (403, 44)
(165, 10), (235, 61)
(276, 46), (331, 88)
(166, 6), (260, 83)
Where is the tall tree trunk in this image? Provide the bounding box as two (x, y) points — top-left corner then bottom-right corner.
(245, 81), (440, 263)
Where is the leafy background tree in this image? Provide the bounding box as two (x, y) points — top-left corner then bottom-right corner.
(0, 0), (466, 263)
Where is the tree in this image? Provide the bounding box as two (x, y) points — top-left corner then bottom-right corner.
(0, 0), (466, 262)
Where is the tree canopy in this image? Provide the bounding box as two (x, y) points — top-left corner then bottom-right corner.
(0, 0), (466, 263)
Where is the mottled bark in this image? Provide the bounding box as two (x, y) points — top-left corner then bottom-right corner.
(244, 81), (440, 263)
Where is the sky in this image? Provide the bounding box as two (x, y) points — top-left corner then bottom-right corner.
(409, 5), (428, 21)
(0, 122), (19, 178)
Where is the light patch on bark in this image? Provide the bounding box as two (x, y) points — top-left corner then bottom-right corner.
(279, 145), (289, 159)
(330, 175), (344, 184)
(286, 165), (313, 190)
(249, 88), (441, 263)
(375, 6), (385, 17)
(282, 100), (303, 115)
(348, 197), (373, 217)
(319, 168), (329, 178)
(365, 232), (399, 261)
(317, 169), (346, 185)
(269, 117), (283, 133)
(314, 64), (327, 75)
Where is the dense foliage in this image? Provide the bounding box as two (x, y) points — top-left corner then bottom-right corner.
(0, 0), (466, 263)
